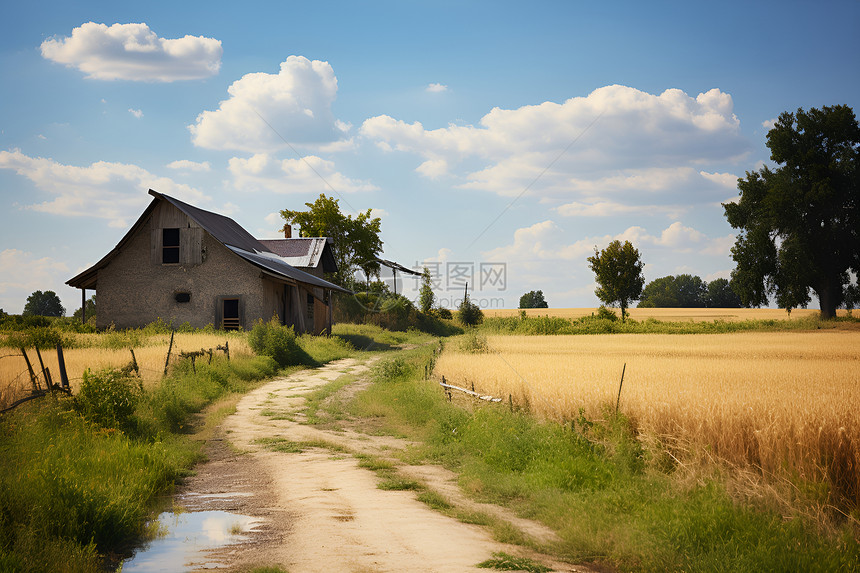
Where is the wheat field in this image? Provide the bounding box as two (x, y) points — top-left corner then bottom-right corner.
(434, 331), (860, 506)
(0, 332), (252, 406)
(483, 307), (849, 322)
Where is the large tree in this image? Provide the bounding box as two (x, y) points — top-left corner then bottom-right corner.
(519, 290), (549, 309)
(724, 105), (860, 319)
(23, 290), (65, 317)
(704, 278), (742, 308)
(280, 194), (383, 288)
(638, 274), (706, 308)
(587, 240), (644, 322)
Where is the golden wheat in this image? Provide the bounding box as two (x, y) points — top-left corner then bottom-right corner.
(482, 307), (849, 322)
(435, 331), (860, 505)
(0, 333), (252, 402)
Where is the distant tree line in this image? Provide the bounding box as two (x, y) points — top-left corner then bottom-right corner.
(637, 275), (741, 308)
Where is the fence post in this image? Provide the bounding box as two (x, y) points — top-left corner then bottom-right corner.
(57, 343), (70, 389)
(225, 340), (230, 361)
(20, 348), (38, 391)
(36, 347), (55, 396)
(129, 348), (139, 376)
(615, 363), (626, 415)
(163, 330), (175, 375)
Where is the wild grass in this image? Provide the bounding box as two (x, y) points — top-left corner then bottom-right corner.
(483, 307), (852, 322)
(0, 321), (402, 570)
(352, 343), (860, 572)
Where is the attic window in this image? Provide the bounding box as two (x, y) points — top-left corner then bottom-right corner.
(163, 228), (180, 264)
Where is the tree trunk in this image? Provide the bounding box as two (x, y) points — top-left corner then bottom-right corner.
(815, 280), (838, 320)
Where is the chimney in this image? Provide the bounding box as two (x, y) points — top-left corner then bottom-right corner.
(284, 225), (292, 238)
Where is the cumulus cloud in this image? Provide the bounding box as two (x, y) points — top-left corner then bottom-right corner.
(0, 249), (70, 314)
(228, 153), (378, 194)
(0, 149), (208, 228)
(415, 158), (448, 179)
(426, 83), (448, 93)
(40, 22), (222, 82)
(555, 200), (686, 219)
(190, 56), (344, 152)
(166, 159), (211, 172)
(128, 108), (143, 118)
(361, 85), (750, 208)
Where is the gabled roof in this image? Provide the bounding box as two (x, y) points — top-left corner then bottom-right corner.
(67, 190), (351, 295)
(258, 237), (338, 273)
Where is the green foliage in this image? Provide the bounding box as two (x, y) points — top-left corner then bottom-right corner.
(459, 330), (489, 353)
(280, 194), (383, 288)
(477, 552), (551, 572)
(333, 291), (461, 336)
(71, 295), (96, 324)
(705, 277), (742, 308)
(518, 290), (549, 309)
(418, 266), (435, 313)
(638, 274), (707, 308)
(458, 296), (484, 327)
(595, 305), (619, 321)
(436, 307), (453, 320)
(75, 368), (141, 431)
(248, 317), (314, 367)
(724, 104), (860, 319)
(22, 290), (65, 318)
(1, 326), (75, 350)
(587, 240), (645, 322)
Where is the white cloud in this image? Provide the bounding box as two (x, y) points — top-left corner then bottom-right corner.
(0, 249), (70, 314)
(228, 153), (378, 194)
(555, 200), (685, 218)
(190, 56), (344, 152)
(699, 170), (738, 188)
(0, 149), (208, 228)
(700, 234), (736, 257)
(415, 158), (448, 179)
(762, 118), (777, 130)
(361, 84), (750, 205)
(166, 159), (211, 172)
(40, 22), (222, 82)
(426, 83), (448, 93)
(369, 208), (389, 218)
(128, 108), (143, 118)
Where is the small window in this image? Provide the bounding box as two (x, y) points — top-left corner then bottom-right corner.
(175, 292), (191, 303)
(163, 228), (180, 264)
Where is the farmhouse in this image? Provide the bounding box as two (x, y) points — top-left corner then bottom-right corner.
(66, 190), (351, 333)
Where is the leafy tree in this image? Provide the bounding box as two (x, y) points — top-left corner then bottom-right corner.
(519, 290), (549, 309)
(704, 278), (742, 308)
(280, 194), (383, 288)
(418, 267), (435, 314)
(638, 275), (706, 308)
(587, 240), (644, 322)
(457, 295), (484, 327)
(724, 104), (860, 319)
(22, 290), (65, 317)
(72, 294), (97, 323)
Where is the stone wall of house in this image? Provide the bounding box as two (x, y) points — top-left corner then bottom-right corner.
(97, 207), (265, 330)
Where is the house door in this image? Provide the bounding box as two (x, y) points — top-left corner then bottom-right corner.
(222, 298), (240, 330)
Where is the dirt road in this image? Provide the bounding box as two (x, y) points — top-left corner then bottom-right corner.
(178, 356), (590, 572)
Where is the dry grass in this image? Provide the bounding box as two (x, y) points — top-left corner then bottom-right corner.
(483, 307), (850, 322)
(0, 332), (252, 404)
(434, 331), (860, 508)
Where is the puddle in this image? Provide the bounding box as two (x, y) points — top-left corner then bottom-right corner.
(121, 511), (262, 572)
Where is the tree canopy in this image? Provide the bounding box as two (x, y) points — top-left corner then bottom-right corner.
(519, 290), (548, 309)
(637, 275), (742, 308)
(724, 104), (860, 319)
(587, 240), (644, 322)
(418, 267), (435, 314)
(23, 290), (65, 317)
(280, 194), (383, 288)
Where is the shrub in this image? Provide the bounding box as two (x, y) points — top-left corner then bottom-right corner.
(595, 305), (619, 321)
(457, 298), (484, 327)
(248, 318), (313, 367)
(75, 368), (141, 431)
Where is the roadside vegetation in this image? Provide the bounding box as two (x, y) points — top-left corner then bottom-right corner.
(352, 339), (860, 572)
(0, 318), (409, 572)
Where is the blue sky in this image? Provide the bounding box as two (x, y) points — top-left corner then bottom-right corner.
(1, 1), (858, 314)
